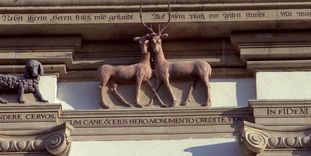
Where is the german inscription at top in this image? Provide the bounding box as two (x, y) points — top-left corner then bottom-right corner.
(0, 9), (310, 25)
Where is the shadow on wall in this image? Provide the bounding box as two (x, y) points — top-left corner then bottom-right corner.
(57, 82), (102, 110)
(184, 142), (243, 156)
(210, 78), (256, 107)
(56, 78), (256, 110)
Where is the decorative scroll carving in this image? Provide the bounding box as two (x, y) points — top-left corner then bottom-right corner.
(0, 123), (73, 156)
(241, 128), (269, 153)
(0, 60), (48, 104)
(241, 121), (311, 154)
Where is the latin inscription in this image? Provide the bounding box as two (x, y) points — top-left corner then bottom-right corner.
(267, 107), (308, 115)
(64, 115), (251, 128)
(0, 9), (310, 25)
(0, 113), (56, 121)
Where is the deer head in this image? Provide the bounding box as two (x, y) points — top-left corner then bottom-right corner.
(139, 0), (171, 54)
(133, 34), (150, 55)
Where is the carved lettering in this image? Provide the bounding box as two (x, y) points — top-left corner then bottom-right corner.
(27, 15), (47, 23)
(296, 11), (311, 17)
(94, 14), (107, 21)
(64, 116), (250, 128)
(50, 15), (72, 21)
(25, 113), (55, 120)
(170, 13), (185, 20)
(152, 13), (166, 20)
(222, 12), (241, 20)
(0, 9), (310, 25)
(108, 13), (133, 22)
(208, 13), (219, 19)
(246, 11), (266, 18)
(280, 11), (292, 17)
(189, 13), (205, 20)
(0, 113), (56, 121)
(75, 14), (92, 22)
(267, 107), (308, 115)
(0, 114), (22, 120)
(1, 14), (23, 22)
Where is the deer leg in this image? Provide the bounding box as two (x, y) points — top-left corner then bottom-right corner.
(110, 82), (132, 107)
(135, 76), (144, 108)
(181, 78), (197, 106)
(163, 75), (177, 107)
(0, 96), (7, 104)
(99, 76), (110, 109)
(145, 80), (167, 107)
(99, 85), (110, 109)
(201, 76), (212, 108)
(147, 77), (164, 106)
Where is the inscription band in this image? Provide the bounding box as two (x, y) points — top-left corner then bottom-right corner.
(0, 9), (310, 25)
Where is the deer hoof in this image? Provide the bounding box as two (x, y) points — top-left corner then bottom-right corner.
(101, 104), (110, 109)
(201, 103), (211, 108)
(135, 103), (144, 108)
(170, 100), (177, 107)
(0, 100), (7, 104)
(181, 99), (190, 106)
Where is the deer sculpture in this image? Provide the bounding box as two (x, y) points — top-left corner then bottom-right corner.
(97, 34), (165, 109)
(140, 1), (212, 107)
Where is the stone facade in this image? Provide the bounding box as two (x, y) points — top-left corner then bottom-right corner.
(0, 0), (310, 155)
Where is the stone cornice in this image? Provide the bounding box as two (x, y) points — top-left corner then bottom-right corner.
(0, 0), (310, 7)
(0, 104), (253, 140)
(231, 32), (311, 72)
(1, 2), (311, 12)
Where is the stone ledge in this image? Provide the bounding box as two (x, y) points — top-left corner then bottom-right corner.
(249, 100), (311, 126)
(0, 0), (310, 7)
(0, 104), (253, 141)
(247, 60), (311, 72)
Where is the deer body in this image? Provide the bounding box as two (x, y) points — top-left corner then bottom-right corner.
(97, 35), (164, 109)
(151, 33), (212, 107)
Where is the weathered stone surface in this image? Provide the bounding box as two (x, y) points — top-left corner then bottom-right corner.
(250, 100), (311, 126)
(256, 72), (311, 100)
(0, 123), (73, 156)
(0, 104), (252, 141)
(241, 121), (311, 156)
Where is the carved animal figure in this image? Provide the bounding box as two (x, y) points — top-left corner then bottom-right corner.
(97, 34), (165, 109)
(140, 1), (212, 107)
(0, 60), (48, 104)
(150, 32), (212, 107)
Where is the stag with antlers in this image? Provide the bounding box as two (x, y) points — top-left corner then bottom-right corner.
(140, 1), (212, 107)
(97, 34), (165, 109)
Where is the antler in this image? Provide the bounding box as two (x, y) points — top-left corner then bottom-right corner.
(159, 0), (171, 35)
(140, 0), (155, 33)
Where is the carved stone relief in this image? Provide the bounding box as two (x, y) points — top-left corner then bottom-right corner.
(96, 34), (166, 109)
(241, 121), (311, 155)
(0, 60), (48, 104)
(0, 123), (73, 156)
(96, 1), (212, 109)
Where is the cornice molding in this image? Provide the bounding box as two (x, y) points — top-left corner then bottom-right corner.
(231, 32), (311, 72)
